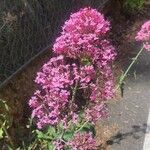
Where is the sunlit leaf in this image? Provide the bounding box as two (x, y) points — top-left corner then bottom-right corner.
(0, 128), (4, 139)
(48, 142), (55, 150)
(63, 132), (73, 141)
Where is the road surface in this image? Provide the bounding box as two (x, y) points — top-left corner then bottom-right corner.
(108, 48), (150, 150)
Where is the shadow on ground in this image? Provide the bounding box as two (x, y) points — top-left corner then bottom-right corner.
(107, 123), (150, 145)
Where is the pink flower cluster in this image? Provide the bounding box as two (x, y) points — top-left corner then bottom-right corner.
(85, 103), (108, 124)
(29, 55), (99, 128)
(29, 7), (116, 149)
(53, 8), (116, 67)
(136, 20), (150, 51)
(53, 8), (110, 57)
(53, 140), (64, 150)
(68, 132), (97, 150)
(53, 8), (116, 100)
(53, 132), (97, 150)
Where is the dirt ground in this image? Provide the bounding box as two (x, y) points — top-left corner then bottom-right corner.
(0, 2), (149, 149)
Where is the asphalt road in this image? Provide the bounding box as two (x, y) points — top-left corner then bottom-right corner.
(108, 49), (150, 150)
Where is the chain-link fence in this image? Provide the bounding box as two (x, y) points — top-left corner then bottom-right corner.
(0, 0), (110, 84)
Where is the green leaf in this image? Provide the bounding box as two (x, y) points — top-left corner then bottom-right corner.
(36, 130), (52, 140)
(0, 100), (12, 129)
(27, 140), (38, 150)
(68, 122), (76, 132)
(47, 126), (56, 136)
(0, 100), (9, 111)
(54, 132), (62, 139)
(48, 143), (55, 150)
(79, 123), (95, 135)
(7, 145), (13, 150)
(79, 127), (89, 133)
(0, 128), (4, 139)
(81, 58), (91, 65)
(4, 103), (9, 112)
(63, 132), (73, 141)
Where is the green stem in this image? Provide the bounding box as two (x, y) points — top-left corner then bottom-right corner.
(3, 126), (14, 148)
(70, 81), (78, 108)
(72, 81), (78, 101)
(75, 121), (88, 133)
(116, 46), (144, 90)
(29, 139), (38, 150)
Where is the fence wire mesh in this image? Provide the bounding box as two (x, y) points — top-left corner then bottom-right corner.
(0, 0), (109, 84)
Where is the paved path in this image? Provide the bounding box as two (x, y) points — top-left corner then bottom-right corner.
(108, 49), (150, 150)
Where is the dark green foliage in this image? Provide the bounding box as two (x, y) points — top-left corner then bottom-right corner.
(0, 99), (13, 148)
(124, 0), (145, 12)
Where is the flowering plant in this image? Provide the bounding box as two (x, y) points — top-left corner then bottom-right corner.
(117, 20), (150, 90)
(136, 20), (150, 51)
(29, 8), (116, 149)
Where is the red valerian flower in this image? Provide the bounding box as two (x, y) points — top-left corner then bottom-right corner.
(29, 9), (116, 150)
(85, 103), (108, 124)
(136, 20), (150, 51)
(29, 56), (99, 128)
(68, 132), (97, 150)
